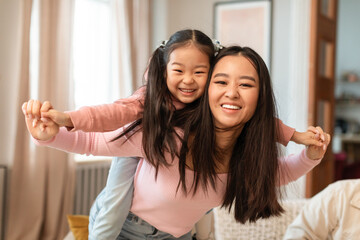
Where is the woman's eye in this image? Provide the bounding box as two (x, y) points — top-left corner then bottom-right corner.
(195, 71), (205, 74)
(240, 83), (253, 87)
(214, 80), (226, 85)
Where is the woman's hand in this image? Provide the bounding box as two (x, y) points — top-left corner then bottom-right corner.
(22, 100), (60, 141)
(305, 126), (331, 160)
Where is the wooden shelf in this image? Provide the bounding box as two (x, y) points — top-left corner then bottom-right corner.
(335, 98), (360, 105)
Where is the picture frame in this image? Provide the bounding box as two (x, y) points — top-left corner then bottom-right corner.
(214, 0), (272, 68)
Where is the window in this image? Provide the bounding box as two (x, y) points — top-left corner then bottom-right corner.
(72, 0), (120, 109)
(30, 0), (121, 162)
(72, 0), (119, 161)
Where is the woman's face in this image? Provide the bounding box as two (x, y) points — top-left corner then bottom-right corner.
(208, 55), (260, 129)
(166, 43), (210, 104)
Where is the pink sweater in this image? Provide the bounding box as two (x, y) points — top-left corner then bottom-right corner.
(34, 127), (320, 237)
(66, 86), (295, 146)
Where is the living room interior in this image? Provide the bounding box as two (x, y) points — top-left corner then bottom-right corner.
(0, 0), (359, 239)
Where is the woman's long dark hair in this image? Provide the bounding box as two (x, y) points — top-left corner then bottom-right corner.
(179, 46), (283, 223)
(113, 29), (215, 178)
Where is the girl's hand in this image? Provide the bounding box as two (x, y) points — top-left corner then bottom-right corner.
(305, 126), (331, 160)
(41, 109), (74, 128)
(291, 126), (325, 147)
(22, 100), (59, 141)
(22, 100), (74, 128)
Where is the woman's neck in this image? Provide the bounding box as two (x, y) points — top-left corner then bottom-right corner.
(215, 126), (243, 151)
(210, 126), (243, 173)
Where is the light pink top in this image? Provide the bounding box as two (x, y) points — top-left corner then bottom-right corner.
(66, 86), (295, 146)
(34, 127), (320, 237)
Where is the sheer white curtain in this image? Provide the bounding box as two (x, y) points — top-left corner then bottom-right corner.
(6, 0), (150, 239)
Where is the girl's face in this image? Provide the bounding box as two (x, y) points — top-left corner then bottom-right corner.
(208, 55), (259, 129)
(166, 44), (210, 104)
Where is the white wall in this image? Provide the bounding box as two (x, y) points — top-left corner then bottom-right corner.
(152, 0), (230, 49)
(0, 0), (22, 165)
(151, 0), (306, 128)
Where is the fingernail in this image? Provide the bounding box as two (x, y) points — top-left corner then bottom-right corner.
(41, 118), (49, 123)
(32, 119), (37, 127)
(323, 145), (326, 151)
(321, 134), (325, 141)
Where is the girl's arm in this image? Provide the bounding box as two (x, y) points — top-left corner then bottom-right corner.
(22, 101), (144, 157)
(40, 86), (146, 132)
(277, 119), (324, 147)
(278, 126), (331, 186)
(277, 119), (295, 146)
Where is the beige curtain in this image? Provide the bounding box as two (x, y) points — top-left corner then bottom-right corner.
(7, 0), (75, 239)
(115, 0), (151, 93)
(7, 0), (150, 239)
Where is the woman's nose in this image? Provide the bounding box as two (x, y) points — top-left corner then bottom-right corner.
(225, 85), (239, 99)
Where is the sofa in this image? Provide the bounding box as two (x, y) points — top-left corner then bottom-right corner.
(213, 199), (309, 240)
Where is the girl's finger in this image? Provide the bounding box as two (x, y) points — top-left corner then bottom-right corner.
(307, 126), (319, 134)
(41, 100), (53, 113)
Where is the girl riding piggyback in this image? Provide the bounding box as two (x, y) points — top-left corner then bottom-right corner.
(23, 29), (321, 240)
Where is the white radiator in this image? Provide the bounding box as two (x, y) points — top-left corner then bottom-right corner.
(73, 160), (111, 215)
(0, 166), (6, 240)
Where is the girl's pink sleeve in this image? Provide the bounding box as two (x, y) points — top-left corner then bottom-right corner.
(277, 119), (295, 146)
(278, 149), (321, 186)
(67, 86), (146, 132)
(33, 127), (144, 158)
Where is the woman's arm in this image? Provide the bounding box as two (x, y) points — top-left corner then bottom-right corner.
(278, 149), (321, 186)
(33, 127), (144, 158)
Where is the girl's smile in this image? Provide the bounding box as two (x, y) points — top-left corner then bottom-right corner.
(166, 43), (210, 103)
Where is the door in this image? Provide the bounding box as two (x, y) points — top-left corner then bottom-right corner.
(306, 0), (338, 197)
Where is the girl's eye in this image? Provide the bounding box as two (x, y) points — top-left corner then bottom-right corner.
(195, 71), (206, 74)
(174, 69), (183, 73)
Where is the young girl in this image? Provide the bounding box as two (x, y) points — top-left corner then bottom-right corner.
(23, 45), (330, 239)
(24, 32), (322, 239)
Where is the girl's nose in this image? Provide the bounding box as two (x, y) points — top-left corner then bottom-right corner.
(182, 74), (194, 84)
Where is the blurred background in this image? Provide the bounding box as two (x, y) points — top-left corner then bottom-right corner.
(0, 0), (359, 239)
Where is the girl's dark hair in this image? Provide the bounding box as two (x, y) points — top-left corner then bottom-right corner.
(113, 29), (215, 177)
(179, 46), (283, 223)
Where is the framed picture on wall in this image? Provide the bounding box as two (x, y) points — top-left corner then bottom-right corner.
(214, 0), (272, 68)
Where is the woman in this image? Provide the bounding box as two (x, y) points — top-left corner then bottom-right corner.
(23, 46), (330, 239)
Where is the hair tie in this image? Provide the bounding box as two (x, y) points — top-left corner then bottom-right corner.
(212, 39), (224, 55)
(159, 40), (168, 49)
